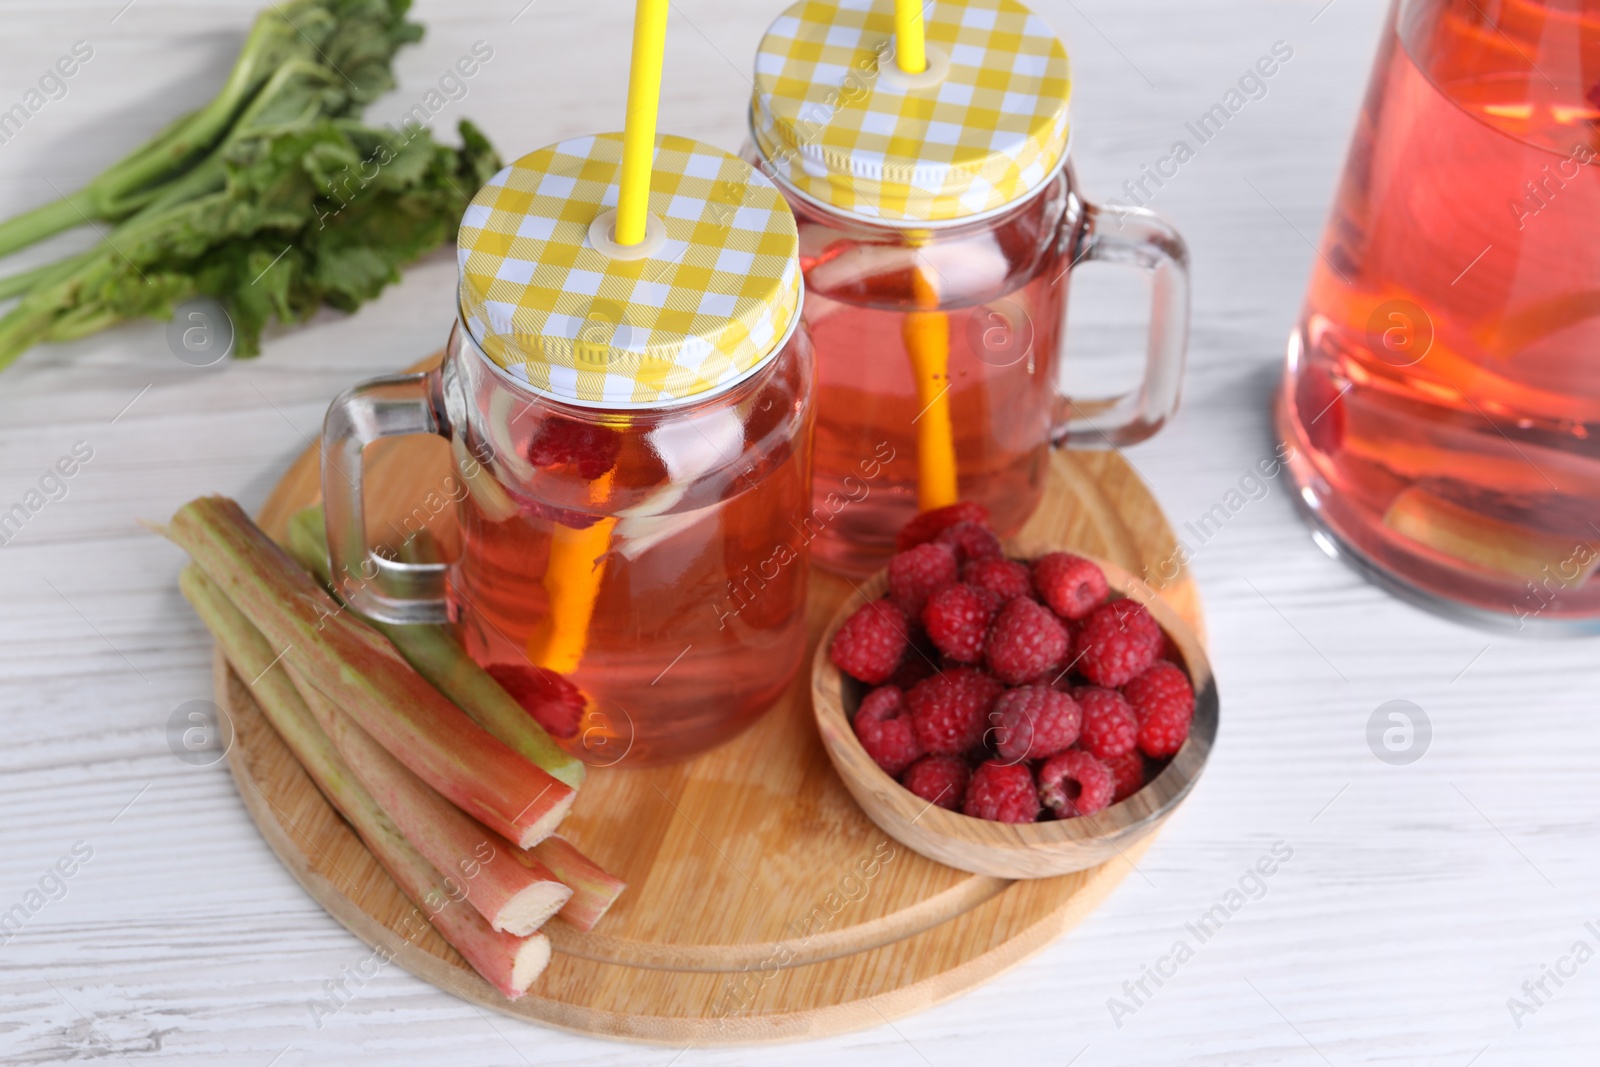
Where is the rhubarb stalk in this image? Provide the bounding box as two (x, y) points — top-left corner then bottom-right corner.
(165, 496), (574, 848)
(283, 504), (585, 788)
(286, 504), (624, 930)
(178, 565), (550, 996)
(287, 664), (572, 937)
(529, 835), (627, 932)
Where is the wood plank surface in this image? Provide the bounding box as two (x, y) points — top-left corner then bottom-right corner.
(5, 1), (1599, 1064)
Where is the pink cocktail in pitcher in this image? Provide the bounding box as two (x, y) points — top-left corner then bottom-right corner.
(1278, 0), (1600, 630)
(745, 0), (1191, 576)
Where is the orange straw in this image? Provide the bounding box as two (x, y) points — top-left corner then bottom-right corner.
(528, 477), (619, 675)
(905, 252), (959, 510)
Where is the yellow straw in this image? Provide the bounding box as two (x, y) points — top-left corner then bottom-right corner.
(532, 0), (668, 675)
(891, 3), (950, 507)
(904, 255), (959, 510)
(894, 0), (927, 74)
(616, 0), (669, 246)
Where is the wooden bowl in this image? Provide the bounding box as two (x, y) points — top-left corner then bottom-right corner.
(811, 547), (1217, 879)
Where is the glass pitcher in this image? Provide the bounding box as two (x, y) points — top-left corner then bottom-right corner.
(322, 134), (816, 766)
(1278, 0), (1600, 632)
(746, 0), (1191, 576)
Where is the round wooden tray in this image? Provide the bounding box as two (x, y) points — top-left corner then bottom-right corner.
(218, 364), (1204, 1044)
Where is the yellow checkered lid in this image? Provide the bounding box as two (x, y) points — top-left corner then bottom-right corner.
(456, 133), (802, 408)
(751, 0), (1072, 224)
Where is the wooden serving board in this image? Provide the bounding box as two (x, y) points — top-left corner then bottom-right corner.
(218, 360), (1203, 1044)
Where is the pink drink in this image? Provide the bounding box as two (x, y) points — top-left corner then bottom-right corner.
(1278, 0), (1600, 628)
(447, 330), (815, 767)
(788, 175), (1074, 575)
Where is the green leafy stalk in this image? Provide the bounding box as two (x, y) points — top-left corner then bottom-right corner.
(0, 0), (492, 373)
(0, 253), (92, 302)
(0, 114), (499, 372)
(0, 0), (422, 257)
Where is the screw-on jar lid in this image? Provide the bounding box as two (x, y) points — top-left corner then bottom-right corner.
(456, 134), (802, 408)
(751, 0), (1072, 225)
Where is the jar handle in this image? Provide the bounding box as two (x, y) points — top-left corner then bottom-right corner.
(1051, 199), (1190, 448)
(321, 370), (454, 624)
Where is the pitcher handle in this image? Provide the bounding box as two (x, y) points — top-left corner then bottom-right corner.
(1052, 199), (1191, 448)
(321, 370), (454, 624)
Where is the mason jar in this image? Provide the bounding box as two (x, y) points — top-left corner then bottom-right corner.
(747, 0), (1191, 575)
(323, 134), (815, 766)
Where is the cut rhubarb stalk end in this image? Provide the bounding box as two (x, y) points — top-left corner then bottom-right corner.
(289, 665), (574, 937)
(510, 932), (552, 992)
(178, 565), (549, 996)
(530, 835), (627, 932)
(165, 496), (575, 849)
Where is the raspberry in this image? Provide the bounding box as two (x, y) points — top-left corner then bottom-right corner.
(1074, 685), (1139, 760)
(526, 415), (621, 479)
(486, 663), (585, 739)
(935, 520), (1004, 566)
(829, 599), (910, 684)
(852, 686), (923, 777)
(1032, 552), (1109, 621)
(901, 754), (971, 811)
(896, 501), (991, 551)
(908, 667), (1003, 755)
(990, 686), (1080, 761)
(1062, 617), (1086, 669)
(1039, 620), (1084, 685)
(1038, 750), (1114, 818)
(1123, 661), (1195, 758)
(1077, 599), (1163, 687)
(962, 558), (1034, 602)
(887, 647), (936, 690)
(963, 759), (1040, 822)
(1104, 749), (1147, 803)
(887, 542), (959, 618)
(921, 583), (999, 664)
(985, 597), (1069, 685)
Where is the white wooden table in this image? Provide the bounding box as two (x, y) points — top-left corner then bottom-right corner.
(3, 1), (1596, 1063)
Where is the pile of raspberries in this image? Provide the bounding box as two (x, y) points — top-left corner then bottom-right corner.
(828, 502), (1195, 824)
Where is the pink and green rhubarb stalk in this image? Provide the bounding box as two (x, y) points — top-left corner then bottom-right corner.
(283, 504), (585, 789)
(165, 496), (573, 848)
(289, 667), (573, 936)
(179, 565), (550, 996)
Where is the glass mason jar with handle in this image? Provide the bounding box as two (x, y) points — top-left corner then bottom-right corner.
(746, 0), (1191, 576)
(321, 134), (815, 767)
